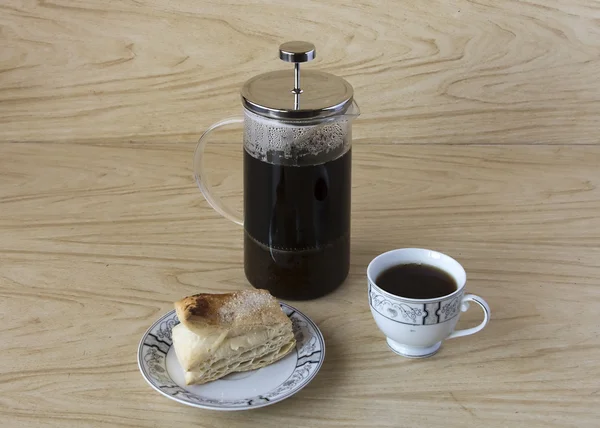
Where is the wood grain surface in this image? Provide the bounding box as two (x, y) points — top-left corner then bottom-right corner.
(1, 0), (600, 144)
(2, 0), (600, 427)
(1, 142), (600, 427)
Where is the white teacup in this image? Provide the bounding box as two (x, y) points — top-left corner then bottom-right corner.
(367, 248), (490, 358)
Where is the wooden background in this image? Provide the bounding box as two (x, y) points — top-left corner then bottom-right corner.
(2, 0), (600, 427)
(2, 0), (600, 144)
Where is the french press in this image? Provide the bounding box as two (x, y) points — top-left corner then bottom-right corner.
(194, 41), (360, 300)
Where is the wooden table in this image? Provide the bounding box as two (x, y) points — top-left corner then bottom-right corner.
(2, 1), (600, 427)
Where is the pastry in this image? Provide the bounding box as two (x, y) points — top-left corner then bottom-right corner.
(172, 289), (296, 385)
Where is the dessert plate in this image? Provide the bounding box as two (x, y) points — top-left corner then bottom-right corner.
(138, 302), (325, 410)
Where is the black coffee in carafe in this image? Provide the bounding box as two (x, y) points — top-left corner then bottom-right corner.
(244, 147), (351, 300)
(193, 41), (360, 300)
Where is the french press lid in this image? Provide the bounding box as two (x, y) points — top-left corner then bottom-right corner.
(241, 41), (354, 120)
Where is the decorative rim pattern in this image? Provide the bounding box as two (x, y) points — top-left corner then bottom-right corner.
(137, 303), (325, 411)
(369, 282), (464, 326)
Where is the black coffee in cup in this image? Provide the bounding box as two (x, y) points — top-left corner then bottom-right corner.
(375, 263), (457, 299)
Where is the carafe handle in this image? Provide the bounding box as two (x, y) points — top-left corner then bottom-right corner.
(193, 117), (244, 226)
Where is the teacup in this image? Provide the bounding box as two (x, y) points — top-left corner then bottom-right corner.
(367, 248), (490, 358)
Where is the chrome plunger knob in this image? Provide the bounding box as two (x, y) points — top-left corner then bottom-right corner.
(279, 41), (316, 63)
(279, 41), (316, 94)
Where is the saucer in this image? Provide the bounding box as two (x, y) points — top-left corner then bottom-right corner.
(138, 302), (325, 411)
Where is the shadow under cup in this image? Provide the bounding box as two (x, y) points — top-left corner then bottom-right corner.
(367, 248), (490, 358)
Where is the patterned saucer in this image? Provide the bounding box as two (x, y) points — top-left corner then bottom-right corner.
(137, 302), (325, 411)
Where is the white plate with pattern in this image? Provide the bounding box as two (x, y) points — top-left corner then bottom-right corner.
(138, 302), (325, 410)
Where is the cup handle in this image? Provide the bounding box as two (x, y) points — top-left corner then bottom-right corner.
(193, 117), (244, 226)
(447, 294), (491, 339)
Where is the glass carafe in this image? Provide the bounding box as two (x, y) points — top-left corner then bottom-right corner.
(193, 41), (360, 300)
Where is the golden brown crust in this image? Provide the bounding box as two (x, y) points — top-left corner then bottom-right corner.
(174, 289), (288, 336)
(175, 292), (231, 326)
